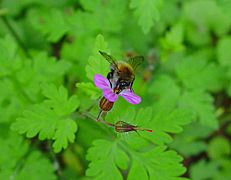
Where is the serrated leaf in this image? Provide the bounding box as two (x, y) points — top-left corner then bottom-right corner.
(16, 151), (56, 180)
(41, 83), (79, 116)
(85, 34), (111, 80)
(0, 35), (22, 77)
(76, 82), (101, 99)
(16, 52), (71, 101)
(217, 36), (231, 67)
(127, 146), (186, 180)
(11, 84), (79, 152)
(176, 55), (225, 92)
(190, 158), (231, 180)
(148, 108), (193, 144)
(11, 104), (57, 139)
(208, 136), (231, 160)
(86, 140), (129, 180)
(184, 0), (231, 36)
(0, 132), (28, 170)
(160, 23), (184, 58)
(130, 0), (162, 33)
(170, 122), (213, 157)
(0, 79), (24, 123)
(53, 120), (77, 153)
(150, 75), (180, 110)
(190, 160), (219, 180)
(115, 107), (193, 145)
(86, 140), (187, 180)
(0, 132), (56, 180)
(216, 36), (231, 96)
(28, 8), (69, 42)
(179, 90), (218, 129)
(78, 0), (126, 33)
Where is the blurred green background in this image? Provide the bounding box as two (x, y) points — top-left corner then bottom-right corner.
(0, 0), (231, 179)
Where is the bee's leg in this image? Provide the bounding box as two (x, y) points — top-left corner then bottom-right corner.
(107, 72), (113, 88)
(130, 79), (134, 91)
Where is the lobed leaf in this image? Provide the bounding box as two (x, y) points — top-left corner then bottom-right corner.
(86, 140), (129, 180)
(130, 0), (162, 34)
(85, 34), (111, 80)
(179, 90), (218, 129)
(0, 132), (56, 179)
(11, 84), (79, 152)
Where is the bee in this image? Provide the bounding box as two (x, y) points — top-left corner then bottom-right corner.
(96, 51), (144, 120)
(99, 50), (144, 94)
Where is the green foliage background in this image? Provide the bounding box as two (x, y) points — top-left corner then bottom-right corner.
(0, 0), (231, 179)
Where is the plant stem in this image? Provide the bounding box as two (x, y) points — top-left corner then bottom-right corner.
(78, 110), (116, 138)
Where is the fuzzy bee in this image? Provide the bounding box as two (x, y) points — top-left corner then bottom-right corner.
(99, 50), (144, 94)
(94, 51), (144, 120)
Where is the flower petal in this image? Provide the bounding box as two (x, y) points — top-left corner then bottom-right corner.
(94, 74), (110, 90)
(120, 90), (141, 104)
(103, 89), (118, 102)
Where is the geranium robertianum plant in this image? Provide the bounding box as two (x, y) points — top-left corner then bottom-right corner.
(1, 0), (231, 179)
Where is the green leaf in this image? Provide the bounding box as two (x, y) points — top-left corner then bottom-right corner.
(85, 34), (111, 80)
(79, 0), (126, 33)
(11, 84), (79, 152)
(127, 146), (186, 180)
(0, 79), (24, 123)
(0, 132), (28, 170)
(86, 139), (187, 180)
(130, 0), (162, 34)
(184, 0), (231, 36)
(190, 160), (219, 180)
(190, 157), (231, 180)
(216, 36), (231, 96)
(217, 0), (231, 19)
(86, 140), (129, 180)
(52, 120), (77, 153)
(16, 151), (56, 180)
(217, 36), (231, 67)
(110, 107), (193, 145)
(149, 75), (180, 111)
(16, 52), (71, 101)
(0, 35), (22, 77)
(41, 83), (79, 116)
(160, 23), (184, 60)
(176, 54), (225, 92)
(76, 82), (101, 100)
(0, 132), (56, 180)
(179, 90), (218, 129)
(170, 122), (213, 157)
(148, 108), (193, 144)
(208, 136), (231, 160)
(28, 8), (69, 42)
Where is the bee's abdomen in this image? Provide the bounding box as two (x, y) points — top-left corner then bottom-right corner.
(99, 97), (114, 112)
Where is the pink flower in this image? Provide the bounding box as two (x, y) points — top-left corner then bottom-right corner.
(94, 74), (141, 104)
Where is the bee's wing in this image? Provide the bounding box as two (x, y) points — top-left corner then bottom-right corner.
(127, 56), (144, 70)
(99, 50), (118, 70)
